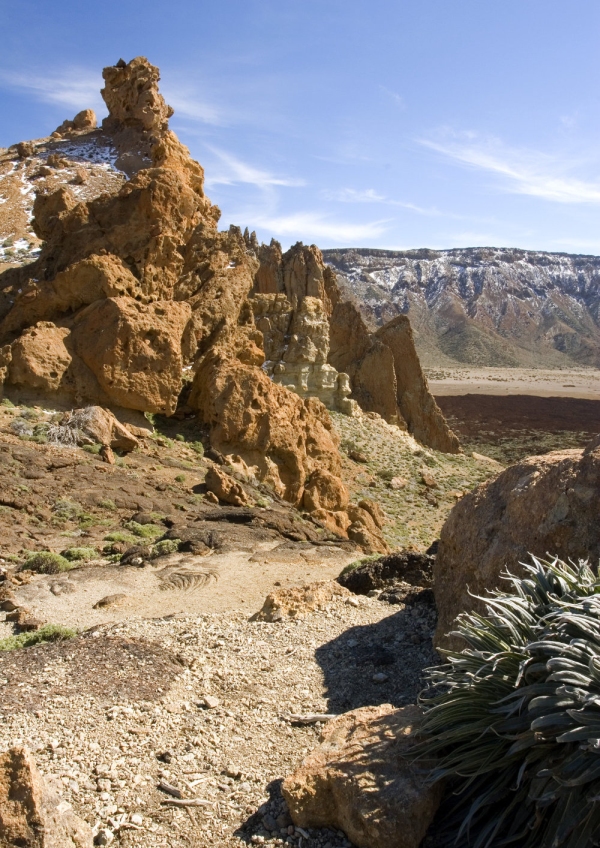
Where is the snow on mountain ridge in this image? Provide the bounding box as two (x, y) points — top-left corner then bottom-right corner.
(323, 247), (600, 368)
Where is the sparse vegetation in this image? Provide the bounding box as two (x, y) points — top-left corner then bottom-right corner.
(103, 531), (136, 544)
(52, 498), (84, 520)
(61, 546), (97, 562)
(124, 520), (164, 540)
(0, 623), (77, 652)
(151, 539), (181, 557)
(24, 551), (76, 574)
(417, 556), (600, 848)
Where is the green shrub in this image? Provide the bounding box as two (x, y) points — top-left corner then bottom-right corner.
(124, 520), (163, 539)
(339, 555), (378, 576)
(0, 624), (77, 652)
(98, 498), (116, 511)
(1, 398), (15, 408)
(24, 551), (75, 574)
(52, 498), (83, 520)
(175, 434), (185, 442)
(175, 474), (186, 483)
(151, 539), (181, 558)
(417, 556), (600, 848)
(190, 441), (204, 456)
(82, 443), (102, 454)
(61, 546), (97, 562)
(103, 531), (136, 544)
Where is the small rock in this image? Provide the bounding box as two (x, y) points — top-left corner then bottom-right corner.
(130, 813), (143, 826)
(95, 828), (114, 845)
(348, 449), (368, 464)
(202, 695), (220, 709)
(420, 471), (437, 488)
(389, 476), (407, 490)
(372, 672), (388, 683)
(93, 594), (130, 609)
(204, 491), (219, 504)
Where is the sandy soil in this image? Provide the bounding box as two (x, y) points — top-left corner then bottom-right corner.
(427, 367), (600, 399)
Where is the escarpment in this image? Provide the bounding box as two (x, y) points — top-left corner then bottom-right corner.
(0, 55), (458, 545)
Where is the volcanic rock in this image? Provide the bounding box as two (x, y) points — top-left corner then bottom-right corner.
(204, 466), (249, 507)
(0, 746), (93, 847)
(251, 580), (350, 622)
(282, 704), (441, 848)
(434, 435), (600, 650)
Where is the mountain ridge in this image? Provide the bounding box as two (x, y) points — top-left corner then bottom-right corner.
(323, 246), (600, 369)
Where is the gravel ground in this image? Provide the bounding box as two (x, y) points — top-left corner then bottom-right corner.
(0, 592), (437, 847)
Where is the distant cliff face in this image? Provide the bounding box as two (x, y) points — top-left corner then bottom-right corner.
(323, 247), (600, 369)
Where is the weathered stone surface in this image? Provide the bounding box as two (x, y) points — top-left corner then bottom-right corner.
(376, 316), (460, 453)
(329, 301), (405, 426)
(346, 503), (389, 554)
(255, 241), (339, 316)
(71, 297), (192, 415)
(434, 436), (600, 651)
(255, 294), (358, 415)
(339, 550), (435, 595)
(251, 580), (350, 622)
(204, 467), (248, 507)
(67, 406), (139, 451)
(0, 746), (93, 847)
(191, 354), (348, 509)
(8, 322), (72, 392)
(282, 704), (441, 848)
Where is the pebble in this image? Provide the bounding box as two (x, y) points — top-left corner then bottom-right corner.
(372, 672), (389, 683)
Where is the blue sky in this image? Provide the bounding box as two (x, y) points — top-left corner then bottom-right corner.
(2, 0), (600, 253)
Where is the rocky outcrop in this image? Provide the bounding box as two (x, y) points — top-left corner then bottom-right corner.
(0, 746), (93, 847)
(53, 109), (97, 138)
(376, 316), (460, 453)
(190, 350), (347, 510)
(254, 240), (339, 316)
(205, 466), (249, 507)
(251, 580), (350, 622)
(282, 704), (441, 848)
(253, 294), (357, 415)
(328, 301), (459, 452)
(434, 435), (600, 651)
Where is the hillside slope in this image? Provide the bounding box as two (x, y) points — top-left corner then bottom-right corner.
(323, 247), (600, 368)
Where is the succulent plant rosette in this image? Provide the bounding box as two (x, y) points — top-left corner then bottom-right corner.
(418, 556), (600, 848)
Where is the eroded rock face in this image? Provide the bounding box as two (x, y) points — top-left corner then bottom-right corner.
(434, 436), (600, 651)
(0, 746), (93, 847)
(251, 580), (350, 622)
(282, 704), (441, 848)
(329, 301), (460, 453)
(376, 316), (460, 453)
(190, 352), (347, 508)
(253, 294), (358, 415)
(0, 56), (352, 521)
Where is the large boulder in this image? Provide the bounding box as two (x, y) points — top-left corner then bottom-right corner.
(71, 297), (192, 414)
(282, 704), (441, 848)
(0, 746), (93, 847)
(434, 436), (600, 651)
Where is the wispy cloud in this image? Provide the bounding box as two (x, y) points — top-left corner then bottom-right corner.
(161, 86), (225, 126)
(323, 187), (458, 217)
(380, 85), (405, 109)
(203, 146), (305, 189)
(0, 67), (104, 111)
(248, 211), (390, 244)
(420, 132), (600, 204)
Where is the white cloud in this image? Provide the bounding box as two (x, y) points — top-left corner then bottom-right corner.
(203, 146), (305, 190)
(380, 85), (405, 109)
(420, 133), (600, 204)
(161, 86), (224, 126)
(248, 211), (390, 244)
(323, 187), (459, 217)
(0, 67), (104, 112)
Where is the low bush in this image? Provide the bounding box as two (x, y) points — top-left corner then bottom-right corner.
(24, 551), (75, 574)
(151, 539), (181, 558)
(417, 555), (600, 848)
(103, 531), (136, 544)
(124, 520), (164, 539)
(61, 546), (97, 562)
(0, 624), (77, 652)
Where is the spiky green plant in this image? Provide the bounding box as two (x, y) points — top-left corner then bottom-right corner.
(417, 555), (600, 848)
